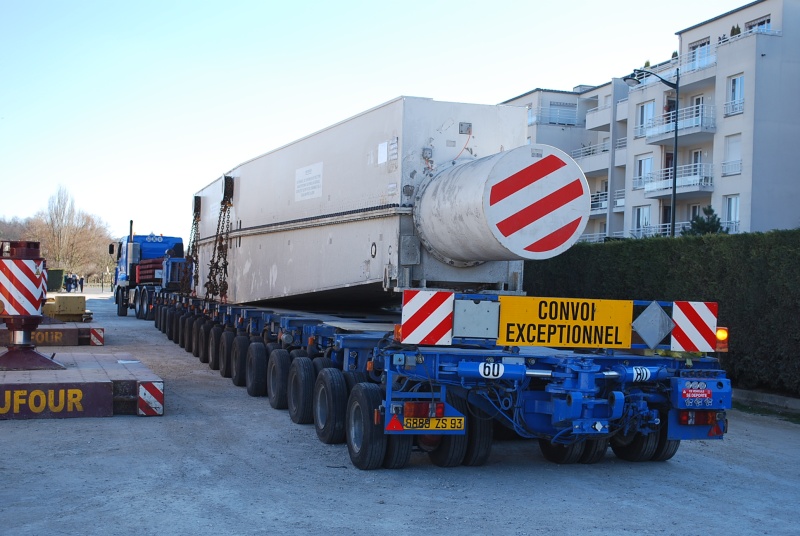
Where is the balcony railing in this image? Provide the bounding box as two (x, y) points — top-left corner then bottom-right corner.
(638, 104), (716, 141)
(721, 220), (741, 233)
(616, 137), (627, 149)
(613, 189), (625, 208)
(590, 191), (609, 211)
(586, 104), (611, 115)
(578, 232), (607, 244)
(724, 99), (744, 116)
(528, 106), (580, 126)
(722, 159), (742, 176)
(629, 221), (691, 238)
(644, 163), (714, 193)
(571, 141), (610, 159)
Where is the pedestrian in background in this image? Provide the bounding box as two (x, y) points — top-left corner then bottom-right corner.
(79, 275), (84, 292)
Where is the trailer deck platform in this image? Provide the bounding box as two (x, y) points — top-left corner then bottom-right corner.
(0, 322), (104, 346)
(0, 352), (163, 420)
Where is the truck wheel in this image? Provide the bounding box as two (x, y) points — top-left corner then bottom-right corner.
(231, 335), (250, 386)
(172, 310), (183, 344)
(538, 439), (585, 464)
(184, 315), (196, 353)
(579, 438), (609, 464)
(144, 291), (155, 321)
(314, 368), (347, 444)
(116, 289), (128, 317)
(462, 402), (493, 467)
(208, 325), (223, 370)
(610, 430), (658, 462)
(219, 330), (235, 378)
(346, 382), (387, 470)
(650, 414), (680, 461)
(267, 349), (291, 409)
(160, 306), (170, 334)
(179, 312), (192, 348)
(312, 357), (335, 378)
(383, 435), (412, 469)
(198, 321), (213, 364)
(428, 392), (468, 468)
(133, 288), (142, 319)
(287, 356), (314, 424)
(153, 298), (161, 329)
(246, 342), (268, 397)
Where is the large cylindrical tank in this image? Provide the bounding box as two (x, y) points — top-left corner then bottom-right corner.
(414, 144), (590, 266)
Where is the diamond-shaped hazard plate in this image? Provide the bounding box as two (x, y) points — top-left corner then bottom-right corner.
(632, 301), (673, 349)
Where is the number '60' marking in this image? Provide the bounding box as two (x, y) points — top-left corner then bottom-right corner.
(479, 362), (504, 379)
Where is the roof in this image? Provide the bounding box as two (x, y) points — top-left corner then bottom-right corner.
(676, 0), (767, 34)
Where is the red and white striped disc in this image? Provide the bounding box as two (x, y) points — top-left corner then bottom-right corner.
(400, 290), (454, 345)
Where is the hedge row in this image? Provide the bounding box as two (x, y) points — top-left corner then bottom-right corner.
(523, 229), (800, 397)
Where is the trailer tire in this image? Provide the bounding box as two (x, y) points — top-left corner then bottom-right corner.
(198, 321), (213, 364)
(191, 316), (205, 358)
(538, 439), (585, 464)
(154, 300), (161, 330)
(314, 368), (347, 444)
(219, 330), (235, 378)
(267, 349), (291, 409)
(144, 291), (154, 321)
(462, 402), (493, 467)
(343, 371), (368, 396)
(179, 312), (192, 348)
(160, 306), (170, 334)
(346, 383), (387, 470)
(427, 392), (468, 468)
(184, 315), (196, 353)
(246, 341), (268, 397)
(133, 288), (142, 319)
(172, 310), (183, 344)
(289, 349), (308, 361)
(207, 325), (223, 370)
(610, 430), (658, 462)
(288, 356), (315, 424)
(230, 335), (250, 386)
(650, 414), (680, 462)
(312, 357), (335, 378)
(165, 308), (176, 340)
(266, 342), (281, 355)
(579, 438), (609, 464)
(383, 434), (412, 469)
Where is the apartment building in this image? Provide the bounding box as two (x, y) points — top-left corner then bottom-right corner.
(503, 0), (800, 240)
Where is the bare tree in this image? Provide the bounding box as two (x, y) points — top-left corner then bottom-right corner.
(26, 186), (114, 277)
(0, 216), (30, 240)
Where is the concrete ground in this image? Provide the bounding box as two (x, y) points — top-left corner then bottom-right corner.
(1, 290), (799, 535)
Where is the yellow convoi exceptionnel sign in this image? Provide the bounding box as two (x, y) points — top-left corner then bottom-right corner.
(497, 296), (633, 349)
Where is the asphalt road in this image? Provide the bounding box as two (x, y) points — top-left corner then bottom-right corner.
(1, 290), (798, 535)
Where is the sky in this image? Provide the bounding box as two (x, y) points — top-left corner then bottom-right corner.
(0, 0), (748, 241)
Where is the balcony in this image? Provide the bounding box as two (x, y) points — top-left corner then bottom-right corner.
(528, 106), (581, 126)
(722, 159), (742, 176)
(590, 191), (608, 215)
(616, 98), (628, 121)
(629, 221), (691, 238)
(571, 141), (610, 175)
(724, 99), (744, 116)
(615, 137), (627, 165)
(613, 189), (625, 211)
(578, 232), (607, 244)
(643, 163), (714, 199)
(643, 104), (716, 145)
(586, 104), (612, 131)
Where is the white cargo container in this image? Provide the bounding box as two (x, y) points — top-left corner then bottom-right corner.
(194, 96), (589, 304)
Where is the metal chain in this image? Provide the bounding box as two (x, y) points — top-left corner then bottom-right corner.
(204, 198), (232, 302)
(180, 216), (200, 296)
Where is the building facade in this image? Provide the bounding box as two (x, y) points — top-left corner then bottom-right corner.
(503, 0), (800, 240)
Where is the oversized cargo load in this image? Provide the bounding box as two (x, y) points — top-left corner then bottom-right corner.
(194, 97), (590, 304)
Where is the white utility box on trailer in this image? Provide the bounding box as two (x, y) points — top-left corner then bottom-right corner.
(194, 96), (589, 304)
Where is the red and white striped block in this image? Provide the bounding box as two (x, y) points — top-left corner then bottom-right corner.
(0, 258), (46, 316)
(138, 381), (165, 416)
(671, 301), (718, 352)
(400, 290), (454, 345)
(89, 328), (105, 346)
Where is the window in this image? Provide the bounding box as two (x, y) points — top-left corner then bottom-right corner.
(723, 134), (742, 175)
(724, 195), (740, 231)
(633, 155), (653, 189)
(526, 136), (531, 145)
(690, 204), (701, 220)
(635, 101), (654, 137)
(527, 105), (534, 126)
(746, 15), (771, 33)
(726, 74), (744, 115)
(689, 38), (712, 69)
(633, 205), (650, 228)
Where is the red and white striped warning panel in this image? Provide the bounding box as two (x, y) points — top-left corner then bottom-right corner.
(400, 290), (454, 345)
(138, 381), (165, 416)
(0, 258), (46, 315)
(487, 145), (590, 260)
(671, 301), (718, 352)
(89, 328), (105, 346)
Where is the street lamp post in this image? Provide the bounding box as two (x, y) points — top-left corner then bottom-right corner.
(624, 67), (680, 237)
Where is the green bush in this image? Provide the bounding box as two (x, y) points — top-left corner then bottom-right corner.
(523, 230), (800, 397)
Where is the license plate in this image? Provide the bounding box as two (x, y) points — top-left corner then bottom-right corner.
(403, 417), (465, 431)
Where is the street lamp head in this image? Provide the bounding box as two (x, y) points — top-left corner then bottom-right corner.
(623, 73), (641, 87)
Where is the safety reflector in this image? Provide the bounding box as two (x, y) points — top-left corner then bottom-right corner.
(400, 290), (454, 345)
(671, 301), (718, 352)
